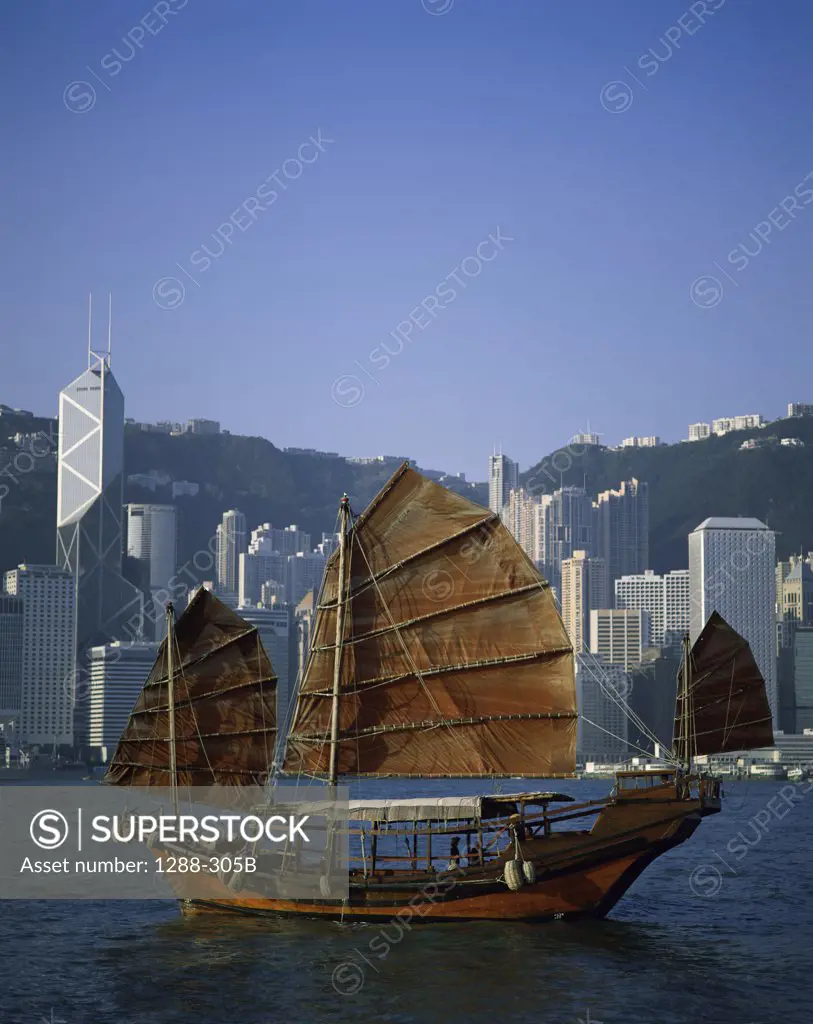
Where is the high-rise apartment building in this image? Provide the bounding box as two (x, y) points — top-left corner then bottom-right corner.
(688, 422), (711, 442)
(542, 487), (594, 592)
(589, 608), (651, 671)
(87, 641), (158, 753)
(561, 551), (607, 653)
(594, 479), (649, 593)
(3, 565), (76, 747)
(689, 517), (777, 724)
(503, 488), (539, 563)
(711, 414), (764, 436)
(488, 453), (519, 517)
(216, 509), (247, 601)
(288, 552), (328, 608)
(56, 353), (144, 656)
(125, 504), (178, 638)
(788, 403), (813, 418)
(615, 568), (690, 649)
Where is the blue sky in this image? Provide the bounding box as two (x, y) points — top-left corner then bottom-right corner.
(2, 0), (812, 479)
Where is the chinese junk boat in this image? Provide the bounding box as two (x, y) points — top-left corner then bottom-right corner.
(105, 464), (774, 922)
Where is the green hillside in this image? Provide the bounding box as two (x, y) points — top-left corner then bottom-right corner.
(522, 417), (813, 571)
(2, 407), (813, 582)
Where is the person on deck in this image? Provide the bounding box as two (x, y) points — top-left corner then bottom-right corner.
(447, 837), (461, 870)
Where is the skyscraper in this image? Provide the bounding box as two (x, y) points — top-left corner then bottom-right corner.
(542, 486), (594, 592)
(3, 565), (76, 747)
(488, 453), (519, 517)
(503, 487), (539, 563)
(125, 504), (178, 639)
(594, 479), (649, 593)
(216, 509), (247, 601)
(615, 568), (690, 649)
(689, 517), (777, 724)
(56, 352), (144, 654)
(561, 551), (607, 653)
(0, 593), (23, 728)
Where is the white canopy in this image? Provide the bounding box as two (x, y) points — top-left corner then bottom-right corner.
(347, 792), (573, 823)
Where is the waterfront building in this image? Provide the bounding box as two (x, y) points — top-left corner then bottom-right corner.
(689, 517), (777, 725)
(3, 565), (76, 747)
(88, 641), (158, 755)
(0, 593), (23, 725)
(576, 653), (629, 763)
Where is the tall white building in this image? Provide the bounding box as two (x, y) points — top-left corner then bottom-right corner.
(125, 504), (177, 638)
(56, 351), (143, 660)
(216, 509), (247, 600)
(561, 551), (607, 653)
(687, 422), (711, 442)
(615, 569), (690, 649)
(503, 488), (539, 562)
(590, 608), (651, 671)
(3, 565), (76, 747)
(712, 414), (764, 436)
(689, 517), (777, 723)
(88, 641), (158, 754)
(488, 453), (519, 517)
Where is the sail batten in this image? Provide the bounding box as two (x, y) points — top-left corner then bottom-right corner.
(105, 589), (277, 787)
(283, 465), (577, 779)
(317, 511), (500, 610)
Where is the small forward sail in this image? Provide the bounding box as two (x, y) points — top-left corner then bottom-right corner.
(105, 589), (277, 787)
(283, 464), (577, 778)
(674, 611), (774, 759)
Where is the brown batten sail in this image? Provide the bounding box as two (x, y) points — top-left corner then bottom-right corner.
(283, 464), (577, 778)
(104, 589), (277, 787)
(674, 611), (774, 759)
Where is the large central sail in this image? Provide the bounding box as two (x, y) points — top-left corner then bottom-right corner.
(283, 464), (577, 778)
(674, 611), (774, 759)
(105, 589), (277, 787)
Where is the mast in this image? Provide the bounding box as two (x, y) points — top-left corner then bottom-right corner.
(166, 602), (179, 814)
(328, 495), (351, 786)
(681, 632), (691, 773)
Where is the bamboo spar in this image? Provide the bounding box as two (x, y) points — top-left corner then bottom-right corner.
(328, 496), (351, 786)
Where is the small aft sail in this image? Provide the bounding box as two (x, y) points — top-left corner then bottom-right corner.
(283, 464), (577, 778)
(105, 589), (277, 787)
(674, 611), (774, 759)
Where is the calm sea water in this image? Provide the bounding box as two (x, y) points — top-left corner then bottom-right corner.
(0, 778), (810, 1024)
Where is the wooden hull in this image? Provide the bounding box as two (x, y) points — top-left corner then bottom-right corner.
(169, 787), (716, 923)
